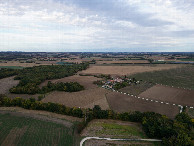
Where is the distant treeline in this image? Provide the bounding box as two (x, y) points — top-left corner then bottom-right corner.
(0, 96), (193, 146)
(0, 63), (89, 94)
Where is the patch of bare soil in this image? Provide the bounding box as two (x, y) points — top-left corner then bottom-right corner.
(42, 88), (110, 110)
(139, 85), (194, 107)
(81, 64), (183, 76)
(0, 107), (82, 122)
(106, 92), (179, 118)
(1, 126), (27, 146)
(0, 76), (19, 94)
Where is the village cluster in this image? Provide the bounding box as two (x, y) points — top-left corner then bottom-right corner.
(101, 76), (140, 90)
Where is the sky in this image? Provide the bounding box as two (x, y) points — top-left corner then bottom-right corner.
(0, 0), (194, 52)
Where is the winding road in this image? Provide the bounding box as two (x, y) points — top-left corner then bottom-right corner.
(80, 137), (162, 146)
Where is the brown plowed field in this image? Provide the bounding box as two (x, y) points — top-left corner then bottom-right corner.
(96, 60), (149, 64)
(106, 92), (179, 118)
(42, 88), (110, 110)
(81, 64), (182, 76)
(39, 75), (100, 89)
(139, 85), (194, 107)
(0, 76), (19, 94)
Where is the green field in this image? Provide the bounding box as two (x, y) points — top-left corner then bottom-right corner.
(130, 65), (194, 90)
(0, 66), (24, 69)
(178, 58), (194, 61)
(96, 122), (146, 138)
(0, 113), (80, 146)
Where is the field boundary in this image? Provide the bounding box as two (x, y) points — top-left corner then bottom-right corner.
(103, 86), (193, 113)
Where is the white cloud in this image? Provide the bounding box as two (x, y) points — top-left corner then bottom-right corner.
(0, 0), (194, 51)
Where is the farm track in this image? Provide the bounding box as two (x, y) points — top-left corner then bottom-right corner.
(80, 137), (162, 146)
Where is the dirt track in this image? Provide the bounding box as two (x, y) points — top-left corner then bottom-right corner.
(139, 85), (194, 107)
(106, 92), (179, 118)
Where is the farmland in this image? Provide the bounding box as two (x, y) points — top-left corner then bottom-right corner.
(106, 91), (179, 118)
(0, 111), (80, 146)
(139, 84), (194, 107)
(119, 82), (154, 96)
(0, 76), (19, 94)
(42, 88), (110, 110)
(40, 75), (110, 110)
(130, 65), (194, 90)
(81, 64), (183, 76)
(96, 60), (149, 64)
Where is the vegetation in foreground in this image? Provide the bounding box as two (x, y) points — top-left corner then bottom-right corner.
(81, 120), (160, 145)
(0, 113), (78, 146)
(130, 65), (194, 90)
(0, 95), (193, 146)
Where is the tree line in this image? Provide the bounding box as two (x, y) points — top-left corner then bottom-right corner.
(0, 96), (193, 145)
(0, 63), (89, 94)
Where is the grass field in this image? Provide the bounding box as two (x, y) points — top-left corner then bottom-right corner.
(0, 113), (79, 146)
(130, 65), (194, 90)
(81, 119), (161, 145)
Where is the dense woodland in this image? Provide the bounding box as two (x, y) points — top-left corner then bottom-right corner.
(0, 68), (20, 79)
(0, 63), (89, 94)
(0, 96), (193, 146)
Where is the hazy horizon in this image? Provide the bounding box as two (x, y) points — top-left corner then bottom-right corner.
(0, 0), (194, 52)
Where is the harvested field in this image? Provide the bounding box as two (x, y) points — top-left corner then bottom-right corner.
(119, 82), (154, 96)
(0, 76), (19, 94)
(81, 64), (183, 76)
(106, 92), (179, 118)
(42, 88), (110, 110)
(139, 85), (194, 107)
(96, 60), (149, 64)
(39, 75), (100, 89)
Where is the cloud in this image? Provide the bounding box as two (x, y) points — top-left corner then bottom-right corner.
(0, 0), (194, 52)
